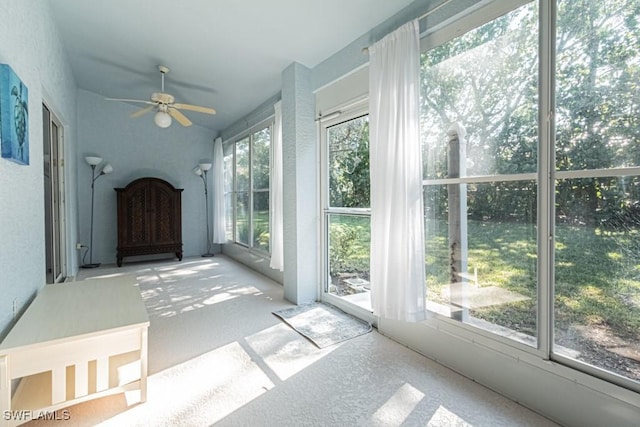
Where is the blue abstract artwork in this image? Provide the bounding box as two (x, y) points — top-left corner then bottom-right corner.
(0, 64), (29, 165)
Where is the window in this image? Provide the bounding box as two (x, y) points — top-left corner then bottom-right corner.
(553, 0), (640, 384)
(322, 109), (372, 308)
(235, 137), (250, 245)
(224, 124), (272, 253)
(422, 1), (539, 345)
(223, 148), (234, 241)
(252, 128), (270, 252)
(421, 0), (640, 389)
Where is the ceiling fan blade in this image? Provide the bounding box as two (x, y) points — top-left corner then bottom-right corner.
(168, 107), (192, 127)
(105, 97), (154, 105)
(172, 103), (217, 115)
(130, 105), (155, 118)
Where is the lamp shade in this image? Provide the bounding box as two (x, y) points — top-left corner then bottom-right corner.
(85, 156), (102, 166)
(154, 111), (172, 128)
(199, 162), (212, 171)
(193, 166), (203, 176)
(102, 163), (113, 174)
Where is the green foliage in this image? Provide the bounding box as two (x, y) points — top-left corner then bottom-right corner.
(329, 223), (358, 276)
(328, 117), (370, 208)
(253, 210), (270, 252)
(252, 128), (270, 190)
(253, 224), (270, 252)
(328, 216), (370, 277)
(235, 138), (250, 191)
(421, 0), (640, 226)
(237, 221), (249, 245)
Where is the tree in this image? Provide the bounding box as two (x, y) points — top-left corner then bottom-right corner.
(421, 0), (640, 225)
(328, 117), (370, 208)
(421, 3), (538, 222)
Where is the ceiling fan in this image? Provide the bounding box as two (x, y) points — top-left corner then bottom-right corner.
(106, 65), (216, 128)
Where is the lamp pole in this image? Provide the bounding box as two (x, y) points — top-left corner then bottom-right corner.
(195, 163), (214, 257)
(82, 156), (112, 268)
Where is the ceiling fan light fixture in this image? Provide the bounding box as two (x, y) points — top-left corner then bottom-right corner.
(106, 65), (216, 128)
(154, 111), (172, 128)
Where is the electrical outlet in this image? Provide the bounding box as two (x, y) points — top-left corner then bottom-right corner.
(76, 243), (83, 250)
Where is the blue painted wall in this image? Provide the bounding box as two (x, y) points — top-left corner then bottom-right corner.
(76, 90), (217, 265)
(0, 0), (78, 338)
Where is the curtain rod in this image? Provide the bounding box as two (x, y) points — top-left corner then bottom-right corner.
(362, 0), (455, 54)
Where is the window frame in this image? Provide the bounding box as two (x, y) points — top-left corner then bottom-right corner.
(251, 127), (272, 252)
(320, 100), (372, 311)
(419, 0), (640, 393)
(224, 119), (274, 255)
(234, 136), (251, 246)
(420, 0), (544, 358)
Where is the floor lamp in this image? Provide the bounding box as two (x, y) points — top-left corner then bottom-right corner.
(194, 162), (215, 257)
(82, 156), (113, 268)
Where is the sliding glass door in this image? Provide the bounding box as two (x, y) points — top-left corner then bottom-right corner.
(420, 0), (640, 390)
(421, 1), (539, 347)
(553, 0), (640, 384)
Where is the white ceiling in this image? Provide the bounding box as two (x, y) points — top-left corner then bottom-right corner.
(49, 0), (417, 132)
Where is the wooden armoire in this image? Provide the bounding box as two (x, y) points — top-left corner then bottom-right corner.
(115, 177), (183, 267)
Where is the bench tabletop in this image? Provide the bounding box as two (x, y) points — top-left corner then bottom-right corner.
(0, 275), (149, 352)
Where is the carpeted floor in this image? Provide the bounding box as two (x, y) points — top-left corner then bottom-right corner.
(25, 255), (558, 426)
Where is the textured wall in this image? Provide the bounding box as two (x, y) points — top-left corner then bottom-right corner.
(76, 90), (216, 265)
(0, 0), (78, 338)
(219, 93), (280, 142)
(281, 62), (317, 304)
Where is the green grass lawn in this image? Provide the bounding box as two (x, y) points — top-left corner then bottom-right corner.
(428, 219), (640, 341)
(330, 215), (640, 343)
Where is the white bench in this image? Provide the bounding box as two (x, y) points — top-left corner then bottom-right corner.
(0, 276), (149, 426)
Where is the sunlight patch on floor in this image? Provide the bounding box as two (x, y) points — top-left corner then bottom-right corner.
(139, 281), (265, 318)
(97, 341), (274, 426)
(202, 292), (240, 305)
(244, 323), (337, 381)
(427, 405), (472, 427)
(158, 269), (200, 279)
(370, 382), (424, 426)
(84, 272), (131, 280)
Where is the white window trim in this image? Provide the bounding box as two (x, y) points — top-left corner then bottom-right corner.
(319, 100), (370, 301)
(225, 119), (274, 254)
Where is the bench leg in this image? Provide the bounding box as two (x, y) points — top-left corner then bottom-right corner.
(0, 356), (10, 427)
(140, 328), (148, 403)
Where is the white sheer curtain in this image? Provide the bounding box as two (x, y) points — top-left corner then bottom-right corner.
(269, 100), (284, 271)
(212, 136), (227, 244)
(369, 19), (426, 322)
